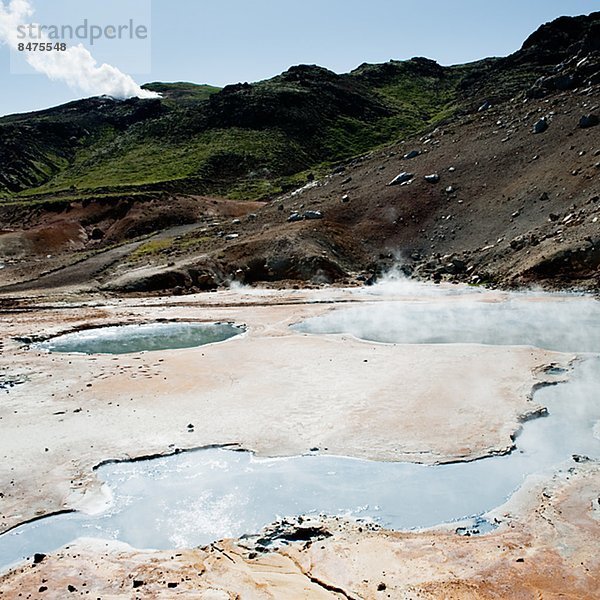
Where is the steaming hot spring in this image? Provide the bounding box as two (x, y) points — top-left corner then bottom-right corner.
(0, 279), (598, 573)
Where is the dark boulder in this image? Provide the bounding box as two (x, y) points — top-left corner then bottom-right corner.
(533, 118), (549, 134)
(579, 114), (599, 129)
(90, 227), (104, 240)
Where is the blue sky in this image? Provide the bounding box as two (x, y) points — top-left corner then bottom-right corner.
(0, 0), (597, 116)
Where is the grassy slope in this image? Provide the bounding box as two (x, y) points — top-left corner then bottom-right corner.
(0, 40), (567, 203)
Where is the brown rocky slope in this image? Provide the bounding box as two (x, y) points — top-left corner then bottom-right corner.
(0, 12), (599, 295)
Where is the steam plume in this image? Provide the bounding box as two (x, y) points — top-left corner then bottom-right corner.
(0, 0), (158, 99)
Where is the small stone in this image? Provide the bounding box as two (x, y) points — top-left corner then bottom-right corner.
(287, 212), (303, 223)
(303, 210), (323, 220)
(572, 454), (591, 463)
(38, 586), (48, 593)
(403, 150), (420, 159)
(510, 236), (526, 250)
(424, 174), (440, 183)
(445, 186), (455, 194)
(388, 172), (414, 186)
(341, 194), (350, 203)
(478, 101), (491, 112)
(67, 585), (77, 593)
(133, 580), (144, 588)
(33, 553), (46, 564)
(377, 582), (387, 591)
(533, 118), (548, 134)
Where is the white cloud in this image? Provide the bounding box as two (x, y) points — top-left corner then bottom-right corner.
(0, 0), (159, 100)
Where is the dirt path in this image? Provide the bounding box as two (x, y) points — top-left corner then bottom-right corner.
(0, 223), (206, 293)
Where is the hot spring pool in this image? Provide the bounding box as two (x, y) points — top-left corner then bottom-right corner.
(292, 296), (600, 353)
(32, 322), (245, 355)
(0, 355), (599, 570)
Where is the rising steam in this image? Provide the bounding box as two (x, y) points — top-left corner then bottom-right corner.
(0, 0), (158, 99)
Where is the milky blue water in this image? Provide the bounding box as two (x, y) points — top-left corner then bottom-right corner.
(293, 297), (600, 353)
(33, 322), (245, 354)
